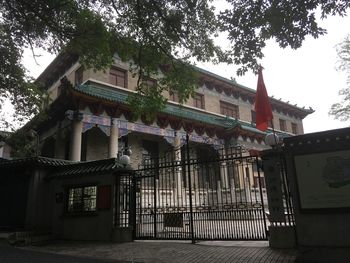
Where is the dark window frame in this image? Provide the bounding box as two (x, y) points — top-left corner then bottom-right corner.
(292, 122), (298, 134)
(279, 119), (287, 132)
(252, 110), (274, 128)
(169, 90), (179, 102)
(251, 110), (256, 124)
(109, 67), (127, 88)
(143, 78), (157, 88)
(75, 66), (84, 86)
(220, 101), (239, 119)
(193, 93), (205, 109)
(268, 120), (273, 128)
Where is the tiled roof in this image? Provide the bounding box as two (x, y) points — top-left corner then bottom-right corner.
(49, 158), (130, 178)
(163, 104), (229, 127)
(73, 82), (265, 132)
(0, 156), (131, 178)
(76, 83), (128, 103)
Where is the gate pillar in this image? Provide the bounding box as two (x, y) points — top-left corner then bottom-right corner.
(262, 149), (296, 248)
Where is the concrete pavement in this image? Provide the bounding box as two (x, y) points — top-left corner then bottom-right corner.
(25, 240), (297, 263)
(0, 241), (133, 263)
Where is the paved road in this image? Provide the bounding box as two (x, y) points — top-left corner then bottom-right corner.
(26, 240), (297, 263)
(0, 243), (134, 263)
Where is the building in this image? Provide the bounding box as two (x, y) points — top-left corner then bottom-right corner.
(35, 52), (313, 166)
(0, 52), (313, 242)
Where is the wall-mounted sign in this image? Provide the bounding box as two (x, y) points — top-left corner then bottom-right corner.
(294, 150), (350, 209)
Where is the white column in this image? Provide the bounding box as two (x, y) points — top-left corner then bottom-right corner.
(109, 119), (119, 158)
(174, 135), (183, 204)
(69, 113), (83, 161)
(220, 147), (229, 189)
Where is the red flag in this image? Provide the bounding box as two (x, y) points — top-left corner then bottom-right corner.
(254, 67), (273, 131)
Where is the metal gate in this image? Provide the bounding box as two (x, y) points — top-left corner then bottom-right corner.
(132, 143), (268, 241)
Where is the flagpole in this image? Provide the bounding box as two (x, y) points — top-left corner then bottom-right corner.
(254, 65), (278, 147)
(270, 120), (279, 147)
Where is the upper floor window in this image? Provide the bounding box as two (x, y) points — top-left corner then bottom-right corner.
(109, 67), (127, 88)
(292, 123), (298, 134)
(279, 119), (287, 131)
(193, 93), (205, 109)
(220, 101), (239, 119)
(251, 110), (256, 124)
(169, 90), (179, 103)
(143, 78), (157, 88)
(268, 120), (273, 128)
(252, 110), (273, 128)
(75, 67), (84, 86)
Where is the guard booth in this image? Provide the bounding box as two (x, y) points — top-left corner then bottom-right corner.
(0, 157), (134, 243)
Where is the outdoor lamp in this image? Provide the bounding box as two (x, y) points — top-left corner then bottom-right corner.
(265, 133), (280, 147)
(119, 146), (132, 166)
(119, 155), (131, 166)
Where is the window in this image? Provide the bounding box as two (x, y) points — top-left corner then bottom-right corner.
(251, 110), (256, 124)
(169, 90), (179, 102)
(109, 67), (127, 88)
(220, 101), (239, 118)
(143, 78), (156, 88)
(292, 123), (298, 134)
(279, 119), (287, 131)
(193, 93), (205, 109)
(67, 186), (97, 213)
(75, 67), (84, 86)
(252, 110), (273, 127)
(268, 120), (273, 128)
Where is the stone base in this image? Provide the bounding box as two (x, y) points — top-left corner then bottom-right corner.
(269, 225), (296, 248)
(112, 227), (133, 243)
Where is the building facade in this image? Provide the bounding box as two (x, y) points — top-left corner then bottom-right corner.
(36, 52), (313, 169)
(1, 53), (314, 241)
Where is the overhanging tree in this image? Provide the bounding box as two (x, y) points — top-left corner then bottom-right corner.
(1, 0), (350, 129)
(329, 35), (350, 121)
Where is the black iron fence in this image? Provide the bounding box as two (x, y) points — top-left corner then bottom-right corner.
(114, 142), (296, 242)
(132, 142), (268, 241)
